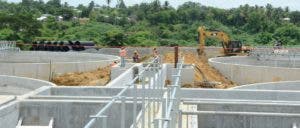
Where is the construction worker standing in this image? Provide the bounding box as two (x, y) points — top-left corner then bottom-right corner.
(132, 50), (139, 63)
(152, 48), (159, 63)
(119, 47), (127, 67)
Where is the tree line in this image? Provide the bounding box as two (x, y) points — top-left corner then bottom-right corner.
(0, 0), (299, 47)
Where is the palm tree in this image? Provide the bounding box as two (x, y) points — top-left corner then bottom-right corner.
(106, 0), (111, 7)
(117, 0), (126, 8)
(164, 1), (169, 7)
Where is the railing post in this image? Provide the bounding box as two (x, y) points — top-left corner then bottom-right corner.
(148, 102), (152, 128)
(133, 84), (137, 128)
(154, 119), (159, 128)
(156, 71), (161, 111)
(141, 75), (145, 128)
(154, 73), (157, 113)
(121, 96), (126, 128)
(178, 110), (182, 128)
(161, 98), (166, 128)
(102, 116), (107, 128)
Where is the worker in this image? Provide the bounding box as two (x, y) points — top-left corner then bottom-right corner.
(152, 48), (159, 63)
(119, 46), (127, 67)
(132, 50), (139, 63)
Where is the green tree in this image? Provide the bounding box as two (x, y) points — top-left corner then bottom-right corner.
(255, 32), (273, 44)
(273, 24), (300, 45)
(290, 11), (300, 25)
(104, 29), (126, 46)
(59, 8), (74, 20)
(0, 28), (15, 40)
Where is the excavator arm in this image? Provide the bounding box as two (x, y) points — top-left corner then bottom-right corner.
(197, 26), (233, 55)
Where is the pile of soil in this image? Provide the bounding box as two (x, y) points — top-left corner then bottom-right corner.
(163, 52), (235, 89)
(51, 66), (111, 86)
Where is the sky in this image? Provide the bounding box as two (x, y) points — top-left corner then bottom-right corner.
(6, 0), (300, 11)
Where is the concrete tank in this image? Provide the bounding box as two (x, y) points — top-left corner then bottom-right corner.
(209, 56), (300, 85)
(0, 51), (119, 80)
(0, 75), (55, 95)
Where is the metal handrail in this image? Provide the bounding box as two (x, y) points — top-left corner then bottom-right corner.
(161, 57), (184, 128)
(0, 41), (20, 52)
(84, 57), (160, 128)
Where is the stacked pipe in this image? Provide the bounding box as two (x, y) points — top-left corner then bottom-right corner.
(29, 41), (93, 52)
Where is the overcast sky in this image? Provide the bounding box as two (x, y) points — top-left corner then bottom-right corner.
(6, 0), (300, 11)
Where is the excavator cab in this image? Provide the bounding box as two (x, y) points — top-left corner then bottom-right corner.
(227, 41), (242, 53)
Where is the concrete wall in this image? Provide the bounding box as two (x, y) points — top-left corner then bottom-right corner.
(86, 47), (222, 60)
(180, 88), (300, 128)
(0, 101), (19, 128)
(197, 113), (300, 128)
(165, 64), (194, 85)
(181, 88), (300, 101)
(232, 81), (300, 90)
(209, 56), (300, 85)
(35, 87), (164, 98)
(0, 51), (118, 63)
(18, 100), (141, 128)
(195, 100), (300, 128)
(0, 51), (119, 81)
(40, 87), (123, 96)
(110, 63), (136, 81)
(0, 75), (55, 95)
(107, 64), (140, 87)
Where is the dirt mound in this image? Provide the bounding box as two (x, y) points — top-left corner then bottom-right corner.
(163, 52), (235, 89)
(51, 66), (111, 86)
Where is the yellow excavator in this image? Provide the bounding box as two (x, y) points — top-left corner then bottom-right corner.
(197, 26), (247, 56)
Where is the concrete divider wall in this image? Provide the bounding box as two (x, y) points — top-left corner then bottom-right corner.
(36, 87), (164, 98)
(209, 56), (300, 85)
(107, 63), (169, 88)
(181, 89), (300, 101)
(165, 64), (194, 85)
(0, 51), (119, 80)
(0, 101), (19, 128)
(197, 114), (300, 128)
(0, 75), (55, 95)
(233, 81), (300, 90)
(19, 101), (142, 128)
(196, 102), (300, 113)
(45, 87), (123, 96)
(106, 64), (139, 87)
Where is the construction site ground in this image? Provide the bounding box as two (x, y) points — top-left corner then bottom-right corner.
(51, 47), (235, 88)
(163, 51), (235, 89)
(51, 55), (151, 86)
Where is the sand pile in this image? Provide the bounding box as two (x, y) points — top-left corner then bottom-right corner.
(51, 66), (111, 86)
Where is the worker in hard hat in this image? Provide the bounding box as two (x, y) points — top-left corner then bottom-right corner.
(119, 47), (127, 67)
(152, 47), (159, 63)
(132, 50), (139, 63)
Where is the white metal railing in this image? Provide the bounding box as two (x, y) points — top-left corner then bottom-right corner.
(154, 57), (185, 128)
(84, 57), (164, 128)
(249, 47), (300, 68)
(0, 41), (20, 52)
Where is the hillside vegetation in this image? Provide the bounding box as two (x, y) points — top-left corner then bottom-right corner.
(0, 0), (300, 47)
